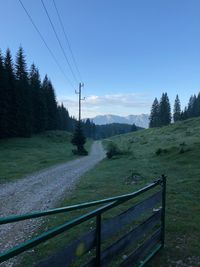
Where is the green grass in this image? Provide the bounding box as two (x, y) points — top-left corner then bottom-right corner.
(0, 131), (92, 183)
(9, 118), (200, 266)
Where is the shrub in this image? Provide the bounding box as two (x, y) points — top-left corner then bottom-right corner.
(179, 148), (185, 154)
(106, 142), (121, 159)
(155, 148), (168, 156)
(155, 148), (162, 155)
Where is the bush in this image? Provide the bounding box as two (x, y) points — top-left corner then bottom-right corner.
(155, 148), (162, 155)
(106, 142), (121, 159)
(155, 148), (168, 156)
(179, 148), (185, 154)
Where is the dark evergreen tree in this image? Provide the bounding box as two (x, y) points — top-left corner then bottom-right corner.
(187, 95), (196, 118)
(4, 49), (18, 137)
(91, 121), (96, 139)
(94, 123), (136, 139)
(57, 104), (70, 130)
(191, 93), (200, 117)
(15, 47), (32, 137)
(180, 107), (188, 120)
(68, 115), (76, 132)
(173, 94), (181, 122)
(158, 93), (171, 126)
(84, 119), (92, 138)
(131, 123), (137, 131)
(0, 50), (7, 138)
(43, 75), (58, 130)
(29, 64), (47, 133)
(71, 121), (87, 155)
(195, 93), (200, 117)
(149, 98), (160, 127)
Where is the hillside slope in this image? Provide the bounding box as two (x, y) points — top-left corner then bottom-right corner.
(13, 119), (200, 266)
(108, 117), (200, 266)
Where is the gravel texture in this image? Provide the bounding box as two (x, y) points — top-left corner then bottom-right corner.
(0, 141), (105, 266)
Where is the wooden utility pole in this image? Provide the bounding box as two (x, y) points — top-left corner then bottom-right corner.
(75, 83), (85, 122)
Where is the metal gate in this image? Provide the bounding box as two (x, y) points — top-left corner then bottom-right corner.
(0, 175), (166, 266)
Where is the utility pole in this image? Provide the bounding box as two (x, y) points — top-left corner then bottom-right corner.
(75, 82), (85, 122)
(72, 82), (87, 155)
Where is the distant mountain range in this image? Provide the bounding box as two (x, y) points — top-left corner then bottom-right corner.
(89, 114), (149, 128)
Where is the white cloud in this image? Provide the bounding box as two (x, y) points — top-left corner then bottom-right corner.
(58, 93), (152, 118)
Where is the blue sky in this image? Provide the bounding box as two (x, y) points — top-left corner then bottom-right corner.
(1, 0), (200, 118)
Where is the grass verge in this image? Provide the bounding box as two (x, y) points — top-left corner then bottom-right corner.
(0, 131), (92, 183)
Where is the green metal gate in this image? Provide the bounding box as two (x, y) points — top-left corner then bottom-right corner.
(0, 175), (166, 266)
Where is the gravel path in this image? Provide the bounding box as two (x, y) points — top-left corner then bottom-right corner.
(0, 141), (105, 266)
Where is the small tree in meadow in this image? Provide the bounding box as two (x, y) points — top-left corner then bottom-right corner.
(173, 94), (181, 122)
(71, 121), (88, 155)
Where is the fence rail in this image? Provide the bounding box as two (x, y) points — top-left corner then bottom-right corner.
(0, 175), (166, 267)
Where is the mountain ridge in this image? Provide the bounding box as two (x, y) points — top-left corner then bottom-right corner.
(88, 114), (149, 128)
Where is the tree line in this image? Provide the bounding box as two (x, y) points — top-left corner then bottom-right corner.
(0, 47), (80, 138)
(149, 92), (200, 128)
(94, 123), (138, 139)
(0, 47), (138, 140)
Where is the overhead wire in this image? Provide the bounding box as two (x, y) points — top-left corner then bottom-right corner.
(52, 0), (83, 83)
(18, 0), (75, 89)
(41, 0), (79, 84)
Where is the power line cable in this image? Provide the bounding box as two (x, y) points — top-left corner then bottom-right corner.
(52, 0), (83, 82)
(18, 0), (75, 89)
(41, 0), (79, 84)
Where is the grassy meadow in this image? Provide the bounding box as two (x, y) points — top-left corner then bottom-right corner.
(19, 117), (200, 266)
(0, 131), (92, 183)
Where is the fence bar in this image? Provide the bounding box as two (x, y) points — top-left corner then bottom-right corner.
(96, 214), (101, 267)
(0, 177), (165, 265)
(161, 175), (166, 247)
(0, 201), (115, 263)
(138, 244), (162, 267)
(120, 229), (161, 267)
(0, 179), (161, 225)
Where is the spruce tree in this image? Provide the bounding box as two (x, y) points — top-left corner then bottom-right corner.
(173, 94), (181, 122)
(191, 94), (200, 117)
(159, 93), (171, 126)
(15, 47), (32, 137)
(195, 93), (200, 117)
(71, 121), (87, 155)
(29, 64), (47, 133)
(90, 121), (96, 139)
(57, 104), (69, 131)
(84, 119), (91, 137)
(131, 123), (137, 131)
(43, 75), (58, 130)
(187, 95), (196, 118)
(149, 98), (160, 127)
(180, 107), (187, 120)
(57, 105), (63, 130)
(0, 50), (7, 138)
(4, 49), (18, 137)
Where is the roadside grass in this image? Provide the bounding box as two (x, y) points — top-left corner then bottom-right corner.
(8, 118), (200, 266)
(0, 131), (92, 183)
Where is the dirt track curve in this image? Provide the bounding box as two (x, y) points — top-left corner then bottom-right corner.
(0, 141), (105, 266)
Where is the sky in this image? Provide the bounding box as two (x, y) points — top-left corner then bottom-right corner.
(0, 0), (200, 118)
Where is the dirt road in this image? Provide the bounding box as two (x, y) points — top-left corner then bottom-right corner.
(0, 141), (105, 266)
